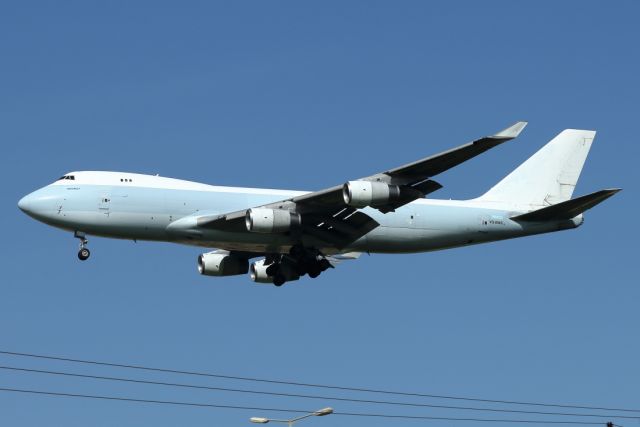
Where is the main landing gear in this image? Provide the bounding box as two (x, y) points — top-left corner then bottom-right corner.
(75, 231), (90, 261)
(266, 246), (333, 286)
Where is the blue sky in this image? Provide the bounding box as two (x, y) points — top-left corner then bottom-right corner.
(1, 1), (638, 426)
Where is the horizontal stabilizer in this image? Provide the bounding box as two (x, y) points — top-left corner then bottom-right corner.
(511, 189), (621, 222)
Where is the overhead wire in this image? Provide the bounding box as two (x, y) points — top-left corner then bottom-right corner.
(0, 386), (612, 425)
(1, 350), (636, 414)
(0, 364), (637, 420)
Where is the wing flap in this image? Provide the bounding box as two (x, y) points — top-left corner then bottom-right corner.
(303, 209), (379, 248)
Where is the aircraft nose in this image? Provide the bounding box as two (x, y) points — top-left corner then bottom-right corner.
(18, 189), (58, 219)
(18, 194), (33, 213)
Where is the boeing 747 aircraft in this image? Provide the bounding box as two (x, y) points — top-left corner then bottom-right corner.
(18, 122), (619, 286)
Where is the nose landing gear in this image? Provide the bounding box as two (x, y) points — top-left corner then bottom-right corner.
(78, 247), (91, 261)
(74, 231), (90, 261)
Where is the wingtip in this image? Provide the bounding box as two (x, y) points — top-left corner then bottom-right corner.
(493, 121), (528, 139)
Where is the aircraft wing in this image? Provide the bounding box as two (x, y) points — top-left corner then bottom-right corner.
(199, 204), (379, 249)
(200, 121), (527, 249)
(290, 120), (527, 213)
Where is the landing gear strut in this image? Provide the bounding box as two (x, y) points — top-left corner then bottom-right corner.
(75, 231), (90, 261)
(263, 246), (333, 286)
(266, 257), (296, 287)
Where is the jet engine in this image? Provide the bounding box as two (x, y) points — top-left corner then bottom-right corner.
(245, 208), (301, 233)
(197, 251), (249, 276)
(342, 180), (402, 208)
(249, 259), (273, 283)
(250, 259), (300, 286)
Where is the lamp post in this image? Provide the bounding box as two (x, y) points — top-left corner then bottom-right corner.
(250, 407), (333, 427)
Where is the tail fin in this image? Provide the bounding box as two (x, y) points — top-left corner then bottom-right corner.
(478, 129), (595, 207)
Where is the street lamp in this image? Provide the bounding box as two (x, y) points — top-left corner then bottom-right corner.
(250, 407), (333, 427)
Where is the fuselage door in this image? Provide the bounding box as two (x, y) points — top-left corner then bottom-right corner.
(98, 194), (111, 216)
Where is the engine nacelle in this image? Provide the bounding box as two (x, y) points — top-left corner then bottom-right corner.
(250, 259), (300, 285)
(249, 259), (273, 283)
(342, 180), (401, 208)
(245, 208), (301, 233)
(197, 251), (249, 276)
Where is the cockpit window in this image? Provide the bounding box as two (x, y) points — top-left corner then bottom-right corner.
(58, 175), (75, 181)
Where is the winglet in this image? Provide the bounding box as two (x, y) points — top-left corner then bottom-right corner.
(492, 121), (528, 139)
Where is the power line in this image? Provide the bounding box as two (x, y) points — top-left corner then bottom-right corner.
(1, 364), (637, 420)
(1, 350), (636, 414)
(0, 386), (610, 425)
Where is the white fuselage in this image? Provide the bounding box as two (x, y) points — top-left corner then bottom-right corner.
(18, 171), (581, 255)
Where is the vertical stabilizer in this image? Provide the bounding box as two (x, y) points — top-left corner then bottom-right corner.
(478, 129), (595, 207)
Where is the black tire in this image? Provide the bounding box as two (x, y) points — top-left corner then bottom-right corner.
(308, 267), (321, 278)
(273, 274), (286, 287)
(295, 264), (307, 276)
(319, 259), (331, 271)
(78, 248), (90, 261)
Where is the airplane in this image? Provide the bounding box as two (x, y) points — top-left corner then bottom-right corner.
(18, 122), (620, 286)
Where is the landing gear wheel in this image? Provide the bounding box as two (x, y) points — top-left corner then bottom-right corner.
(295, 264), (307, 276)
(74, 231), (90, 261)
(78, 248), (91, 261)
(319, 259), (331, 271)
(308, 269), (321, 279)
(273, 274), (286, 287)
